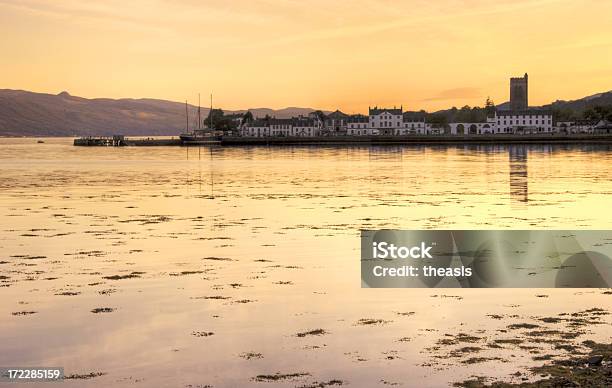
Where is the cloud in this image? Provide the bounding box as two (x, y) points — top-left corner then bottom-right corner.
(424, 87), (482, 101)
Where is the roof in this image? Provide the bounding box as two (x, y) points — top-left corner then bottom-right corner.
(327, 110), (349, 119)
(510, 73), (528, 81)
(291, 118), (317, 126)
(244, 117), (317, 127)
(558, 119), (598, 125)
(596, 119), (612, 128)
(575, 119), (598, 125)
(268, 118), (294, 125)
(347, 114), (368, 123)
(369, 107), (403, 116)
(496, 110), (552, 116)
(403, 112), (426, 121)
(247, 119), (269, 127)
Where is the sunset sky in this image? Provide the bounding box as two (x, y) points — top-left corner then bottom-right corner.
(1, 0), (611, 113)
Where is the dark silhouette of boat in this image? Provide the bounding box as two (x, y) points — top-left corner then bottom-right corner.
(179, 94), (221, 145)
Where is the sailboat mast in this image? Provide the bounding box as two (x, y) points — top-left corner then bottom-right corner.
(185, 100), (189, 132)
(210, 93), (213, 130)
(198, 94), (201, 131)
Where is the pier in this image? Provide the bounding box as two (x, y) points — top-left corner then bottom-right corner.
(73, 135), (127, 146)
(74, 136), (184, 146)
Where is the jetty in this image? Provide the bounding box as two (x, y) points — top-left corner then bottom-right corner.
(73, 136), (203, 146)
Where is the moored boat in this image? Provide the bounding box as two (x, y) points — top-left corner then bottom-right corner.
(179, 94), (220, 144)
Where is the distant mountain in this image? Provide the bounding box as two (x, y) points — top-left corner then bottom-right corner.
(491, 91), (612, 113)
(232, 107), (324, 119)
(495, 101), (510, 111)
(544, 91), (612, 113)
(427, 90), (612, 123)
(0, 89), (326, 136)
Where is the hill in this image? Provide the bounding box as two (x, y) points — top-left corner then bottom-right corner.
(0, 89), (324, 136)
(427, 90), (612, 123)
(543, 91), (612, 119)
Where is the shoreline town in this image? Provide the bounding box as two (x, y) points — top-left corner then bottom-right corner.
(237, 74), (610, 138)
(74, 74), (612, 146)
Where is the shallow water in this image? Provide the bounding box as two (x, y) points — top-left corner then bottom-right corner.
(0, 138), (610, 387)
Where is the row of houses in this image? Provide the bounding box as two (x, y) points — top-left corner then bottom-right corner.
(242, 117), (319, 137)
(239, 106), (611, 137)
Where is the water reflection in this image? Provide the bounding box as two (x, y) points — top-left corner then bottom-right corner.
(1, 139), (612, 387)
(185, 145), (218, 198)
(509, 145), (528, 203)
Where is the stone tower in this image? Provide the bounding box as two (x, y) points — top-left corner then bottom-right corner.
(510, 73), (528, 111)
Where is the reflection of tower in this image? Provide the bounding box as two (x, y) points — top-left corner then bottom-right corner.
(509, 145), (528, 203)
(510, 73), (528, 111)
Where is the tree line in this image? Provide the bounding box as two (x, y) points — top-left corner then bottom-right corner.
(552, 105), (612, 122)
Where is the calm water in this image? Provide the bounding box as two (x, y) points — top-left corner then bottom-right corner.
(0, 138), (610, 387)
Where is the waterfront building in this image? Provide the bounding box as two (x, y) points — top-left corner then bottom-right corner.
(240, 116), (320, 137)
(269, 118), (293, 136)
(400, 112), (427, 135)
(510, 73), (528, 111)
(346, 111), (429, 136)
(324, 110), (349, 135)
(448, 122), (494, 135)
(242, 119), (270, 137)
(494, 73), (554, 134)
(494, 110), (553, 133)
(594, 119), (612, 134)
(291, 117), (320, 136)
(556, 121), (575, 132)
(369, 106), (403, 135)
(556, 120), (599, 133)
(346, 114), (372, 135)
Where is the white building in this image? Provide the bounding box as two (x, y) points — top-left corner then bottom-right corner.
(240, 117), (320, 137)
(241, 120), (270, 137)
(346, 115), (372, 135)
(449, 122), (494, 135)
(556, 120), (598, 133)
(291, 117), (319, 137)
(324, 110), (349, 135)
(594, 119), (612, 134)
(269, 118), (293, 136)
(494, 110), (553, 133)
(347, 111), (428, 136)
(399, 113), (427, 135)
(369, 107), (403, 135)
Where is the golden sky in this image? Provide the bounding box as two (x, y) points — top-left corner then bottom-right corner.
(1, 0), (611, 113)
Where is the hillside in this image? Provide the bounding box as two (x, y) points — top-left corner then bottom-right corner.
(544, 91), (612, 113)
(428, 90), (612, 123)
(0, 89), (324, 137)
